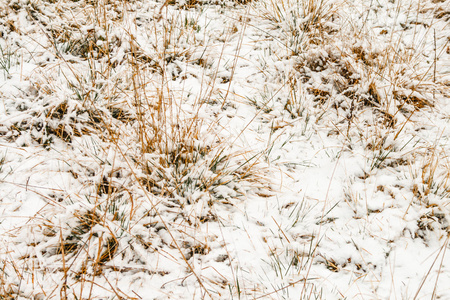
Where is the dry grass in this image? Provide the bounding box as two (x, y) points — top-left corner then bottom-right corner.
(0, 261), (15, 299)
(0, 0), (269, 298)
(259, 0), (339, 55)
(256, 0), (450, 297)
(1, 0), (449, 298)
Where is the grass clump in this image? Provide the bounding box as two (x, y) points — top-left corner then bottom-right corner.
(259, 0), (339, 55)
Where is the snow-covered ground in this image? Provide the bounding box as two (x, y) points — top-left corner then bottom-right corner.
(0, 0), (449, 298)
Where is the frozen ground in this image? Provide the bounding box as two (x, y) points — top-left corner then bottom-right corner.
(0, 0), (449, 298)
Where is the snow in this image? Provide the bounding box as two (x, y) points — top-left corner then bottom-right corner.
(0, 0), (450, 298)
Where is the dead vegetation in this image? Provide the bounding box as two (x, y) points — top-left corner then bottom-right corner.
(0, 0), (449, 298)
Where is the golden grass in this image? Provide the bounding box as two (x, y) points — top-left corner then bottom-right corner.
(0, 0), (449, 298)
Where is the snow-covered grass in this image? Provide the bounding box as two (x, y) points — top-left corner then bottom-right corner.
(0, 0), (449, 298)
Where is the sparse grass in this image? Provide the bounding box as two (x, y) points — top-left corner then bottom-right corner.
(0, 0), (269, 297)
(0, 261), (15, 299)
(0, 0), (450, 298)
(256, 0), (449, 297)
(410, 144), (450, 204)
(259, 0), (339, 55)
(0, 44), (14, 78)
